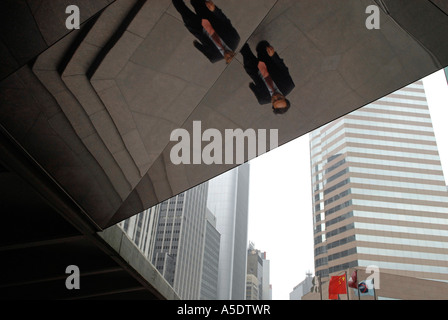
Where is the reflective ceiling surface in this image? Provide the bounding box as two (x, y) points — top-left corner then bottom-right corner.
(1, 0), (448, 228)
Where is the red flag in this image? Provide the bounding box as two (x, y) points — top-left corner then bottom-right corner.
(348, 270), (358, 289)
(328, 274), (347, 299)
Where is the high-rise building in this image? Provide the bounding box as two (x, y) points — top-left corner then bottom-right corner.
(148, 182), (209, 299)
(262, 260), (272, 300)
(120, 207), (154, 258)
(246, 274), (259, 300)
(200, 209), (221, 300)
(207, 163), (250, 300)
(310, 80), (448, 282)
(246, 242), (271, 300)
(290, 272), (314, 300)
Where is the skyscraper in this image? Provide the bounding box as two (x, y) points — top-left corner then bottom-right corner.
(246, 242), (271, 300)
(246, 274), (259, 300)
(310, 80), (448, 282)
(207, 163), (250, 300)
(120, 207), (154, 258)
(200, 209), (221, 300)
(147, 182), (209, 299)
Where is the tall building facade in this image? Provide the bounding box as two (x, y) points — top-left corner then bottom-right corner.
(310, 80), (448, 282)
(120, 207), (154, 258)
(121, 182), (211, 299)
(246, 274), (259, 300)
(246, 243), (271, 300)
(207, 163), (250, 300)
(200, 209), (221, 300)
(152, 182), (209, 299)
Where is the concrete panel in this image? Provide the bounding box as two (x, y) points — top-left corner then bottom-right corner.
(62, 0), (145, 192)
(99, 225), (180, 300)
(3, 0), (448, 229)
(109, 0), (448, 226)
(32, 27), (134, 205)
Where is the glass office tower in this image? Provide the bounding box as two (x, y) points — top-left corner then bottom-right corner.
(148, 182), (209, 299)
(207, 163), (250, 300)
(310, 80), (448, 282)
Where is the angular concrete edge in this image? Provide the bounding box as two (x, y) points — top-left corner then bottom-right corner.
(98, 224), (180, 300)
(61, 0), (144, 191)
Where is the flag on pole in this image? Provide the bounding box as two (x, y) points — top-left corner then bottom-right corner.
(354, 279), (375, 297)
(328, 274), (347, 300)
(348, 270), (358, 289)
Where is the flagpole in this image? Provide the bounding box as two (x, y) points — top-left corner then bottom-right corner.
(356, 269), (360, 300)
(373, 278), (377, 300)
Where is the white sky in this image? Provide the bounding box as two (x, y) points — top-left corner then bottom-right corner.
(247, 68), (448, 300)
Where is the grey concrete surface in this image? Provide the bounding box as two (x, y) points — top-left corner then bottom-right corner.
(98, 225), (180, 300)
(1, 0), (448, 229)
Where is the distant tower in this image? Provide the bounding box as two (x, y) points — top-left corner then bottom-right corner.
(310, 80), (448, 282)
(200, 209), (221, 300)
(207, 163), (250, 300)
(246, 242), (271, 300)
(154, 182), (209, 299)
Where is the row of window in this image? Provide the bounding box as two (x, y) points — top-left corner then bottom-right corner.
(351, 188), (448, 204)
(356, 234), (448, 250)
(326, 168), (349, 185)
(326, 211), (353, 228)
(154, 245), (179, 250)
(346, 126), (435, 145)
(353, 199), (448, 214)
(351, 109), (432, 124)
(312, 118), (435, 160)
(357, 260), (448, 275)
(357, 247), (448, 262)
(323, 135), (437, 160)
(328, 247), (357, 262)
(324, 178), (350, 196)
(156, 238), (180, 243)
(377, 96), (429, 106)
(326, 223), (355, 239)
(349, 176), (446, 192)
(347, 156), (442, 171)
(343, 118), (435, 133)
(354, 221), (448, 237)
(158, 222), (182, 227)
(324, 200), (352, 216)
(324, 188), (351, 206)
(157, 229), (181, 234)
(365, 104), (428, 116)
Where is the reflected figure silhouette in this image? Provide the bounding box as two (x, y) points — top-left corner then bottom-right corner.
(172, 0), (240, 64)
(241, 42), (295, 115)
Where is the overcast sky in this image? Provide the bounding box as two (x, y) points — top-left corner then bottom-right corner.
(247, 68), (448, 300)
